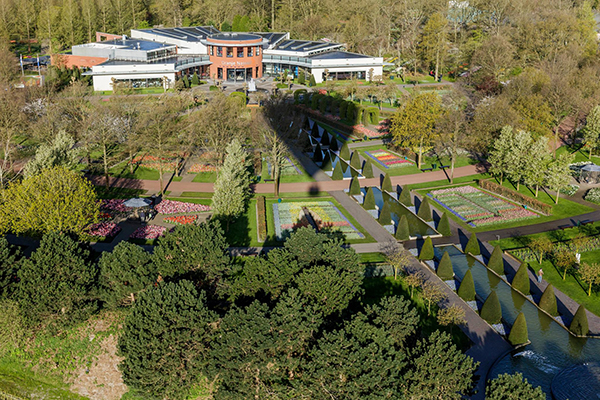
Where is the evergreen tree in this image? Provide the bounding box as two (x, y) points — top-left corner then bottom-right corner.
(396, 215), (410, 241)
(191, 72), (200, 86)
(182, 75), (190, 88)
(298, 70), (305, 85)
(321, 132), (330, 146)
(539, 284), (558, 317)
(437, 212), (451, 236)
(382, 172), (392, 192)
(512, 263), (530, 295)
(363, 187), (376, 209)
(418, 237), (434, 260)
(508, 312), (528, 345)
(329, 137), (339, 152)
(340, 142), (350, 160)
(488, 245), (505, 275)
(437, 251), (454, 280)
(331, 160), (344, 180)
(362, 158), (374, 178)
(398, 187), (412, 206)
(119, 281), (217, 399)
(417, 197), (432, 222)
(570, 305), (589, 335)
(458, 270), (475, 301)
(313, 143), (323, 162)
(486, 373), (546, 400)
(309, 74), (316, 87)
(349, 178), (361, 195)
(480, 291), (502, 324)
(0, 237), (20, 299)
(322, 151), (332, 171)
(378, 201), (392, 225)
(464, 232), (480, 255)
(350, 151), (361, 170)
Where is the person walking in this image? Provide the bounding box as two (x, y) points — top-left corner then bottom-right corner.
(537, 268), (544, 283)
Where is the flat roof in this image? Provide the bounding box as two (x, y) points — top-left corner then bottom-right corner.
(98, 56), (180, 66)
(251, 32), (287, 46)
(208, 33), (261, 41)
(135, 26), (219, 42)
(75, 38), (173, 51)
(273, 39), (341, 53)
(309, 51), (373, 60)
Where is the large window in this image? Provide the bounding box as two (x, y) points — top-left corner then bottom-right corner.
(209, 46), (213, 56)
(217, 46), (222, 57)
(248, 47), (253, 57)
(256, 46), (260, 55)
(237, 47), (244, 57)
(217, 68), (223, 79)
(227, 47), (233, 57)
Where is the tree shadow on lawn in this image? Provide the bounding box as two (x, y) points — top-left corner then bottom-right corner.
(224, 214), (251, 247)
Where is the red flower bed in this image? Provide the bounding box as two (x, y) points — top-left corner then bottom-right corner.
(164, 215), (198, 225)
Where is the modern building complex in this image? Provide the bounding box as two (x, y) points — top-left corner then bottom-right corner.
(62, 26), (385, 91)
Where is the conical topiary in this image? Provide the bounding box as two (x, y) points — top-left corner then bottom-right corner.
(350, 151), (361, 170)
(539, 284), (558, 317)
(362, 159), (374, 178)
(331, 160), (344, 180)
(363, 187), (376, 210)
(349, 177), (361, 195)
(395, 215), (410, 241)
(437, 251), (454, 280)
(321, 132), (330, 146)
(437, 212), (451, 237)
(508, 312), (528, 345)
(488, 245), (505, 276)
(340, 143), (350, 160)
(322, 151), (332, 171)
(313, 143), (323, 162)
(570, 305), (589, 336)
(464, 232), (481, 256)
(418, 237), (434, 261)
(382, 173), (392, 192)
(417, 197), (432, 222)
(512, 263), (530, 295)
(330, 138), (339, 152)
(398, 187), (412, 206)
(378, 201), (392, 225)
(480, 291), (502, 325)
(458, 270), (475, 301)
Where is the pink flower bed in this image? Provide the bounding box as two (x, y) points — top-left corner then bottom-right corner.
(130, 225), (166, 240)
(188, 163), (219, 173)
(101, 199), (128, 212)
(86, 222), (121, 238)
(155, 200), (211, 214)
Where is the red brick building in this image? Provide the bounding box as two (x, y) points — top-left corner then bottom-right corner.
(204, 33), (267, 81)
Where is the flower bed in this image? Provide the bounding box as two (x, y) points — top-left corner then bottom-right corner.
(510, 236), (600, 262)
(187, 163), (219, 173)
(560, 184), (579, 197)
(584, 188), (600, 204)
(130, 225), (166, 240)
(101, 199), (128, 213)
(130, 155), (178, 172)
(429, 186), (539, 227)
(273, 201), (364, 240)
(164, 215), (198, 225)
(365, 149), (413, 169)
(155, 200), (211, 214)
(85, 222), (121, 238)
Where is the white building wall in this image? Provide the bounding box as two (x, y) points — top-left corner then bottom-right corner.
(310, 64), (383, 83)
(93, 72), (176, 91)
(91, 62), (177, 91)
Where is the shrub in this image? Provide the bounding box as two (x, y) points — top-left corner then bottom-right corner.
(294, 89), (307, 103)
(488, 245), (505, 275)
(378, 202), (392, 225)
(349, 178), (361, 195)
(191, 73), (199, 86)
(363, 187), (376, 210)
(311, 93), (321, 110)
(464, 233), (480, 255)
(209, 85), (219, 91)
(480, 291), (502, 325)
(478, 179), (552, 215)
(418, 237), (434, 260)
(486, 373), (546, 400)
(322, 151), (332, 171)
(398, 188), (412, 206)
(321, 132), (330, 146)
(512, 263), (530, 295)
(229, 91), (247, 105)
(308, 74), (316, 87)
(382, 173), (392, 192)
(437, 213), (451, 237)
(560, 184), (579, 197)
(584, 187), (600, 204)
(458, 270), (475, 301)
(340, 143), (350, 160)
(319, 96), (328, 113)
(339, 101), (348, 119)
(332, 161), (344, 180)
(508, 312), (528, 345)
(298, 71), (305, 85)
(346, 102), (356, 122)
(570, 305), (589, 335)
(437, 251), (454, 280)
(417, 197), (432, 222)
(350, 151), (361, 170)
(313, 143), (323, 162)
(329, 137), (339, 152)
(363, 159), (374, 178)
(256, 196), (267, 242)
(539, 284), (558, 317)
(363, 107), (380, 125)
(395, 215), (410, 241)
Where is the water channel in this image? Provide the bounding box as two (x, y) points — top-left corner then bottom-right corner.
(435, 245), (600, 398)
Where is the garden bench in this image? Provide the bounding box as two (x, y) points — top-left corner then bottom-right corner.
(421, 168), (433, 172)
(264, 179), (275, 182)
(580, 219), (593, 225)
(439, 165), (450, 169)
(558, 224), (571, 230)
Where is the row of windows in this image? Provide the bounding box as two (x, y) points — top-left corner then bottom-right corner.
(209, 45), (260, 58)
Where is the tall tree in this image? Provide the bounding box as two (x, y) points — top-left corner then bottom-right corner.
(524, 136), (551, 197)
(419, 12), (448, 81)
(486, 373), (546, 400)
(582, 105), (600, 159)
(436, 87), (468, 183)
(545, 153), (574, 204)
(505, 129), (533, 190)
(23, 130), (78, 178)
(487, 126), (514, 185)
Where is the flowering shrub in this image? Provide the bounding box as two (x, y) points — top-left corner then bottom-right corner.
(155, 200), (211, 214)
(101, 199), (128, 212)
(560, 184), (579, 197)
(585, 188), (600, 204)
(130, 225), (166, 240)
(85, 222), (121, 238)
(164, 215), (198, 225)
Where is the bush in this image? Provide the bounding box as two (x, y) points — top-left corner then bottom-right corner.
(570, 305), (589, 335)
(229, 91), (247, 105)
(346, 102), (356, 122)
(363, 187), (376, 210)
(508, 312), (528, 345)
(382, 173), (392, 192)
(329, 137), (339, 152)
(313, 143), (323, 162)
(298, 71), (305, 85)
(350, 151), (361, 170)
(486, 373), (546, 400)
(418, 237), (434, 261)
(294, 89), (307, 103)
(276, 83), (288, 89)
(417, 197), (432, 222)
(399, 187), (412, 206)
(458, 270), (475, 301)
(363, 107), (380, 125)
(395, 215), (410, 241)
(488, 245), (505, 275)
(311, 93), (321, 110)
(584, 187), (600, 204)
(322, 151), (332, 171)
(479, 179), (552, 215)
(378, 202), (392, 225)
(480, 291), (502, 325)
(339, 101), (348, 119)
(349, 178), (361, 195)
(560, 184), (579, 197)
(464, 233), (480, 256)
(309, 74), (316, 87)
(437, 212), (451, 236)
(340, 143), (350, 160)
(209, 85), (219, 91)
(256, 196), (267, 242)
(331, 161), (344, 180)
(191, 73), (200, 86)
(319, 96), (328, 113)
(512, 263), (530, 295)
(539, 284), (558, 317)
(437, 251), (454, 280)
(363, 159), (374, 178)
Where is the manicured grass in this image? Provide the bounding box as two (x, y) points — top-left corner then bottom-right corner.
(490, 222), (600, 250)
(404, 174), (489, 191)
(556, 144), (600, 165)
(179, 192), (214, 198)
(260, 157), (315, 184)
(262, 191), (330, 199)
(172, 176), (183, 182)
(108, 164), (161, 180)
(94, 186), (147, 199)
(191, 172), (217, 183)
(359, 252), (387, 264)
(224, 199), (260, 247)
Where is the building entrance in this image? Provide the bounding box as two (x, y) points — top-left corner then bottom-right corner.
(226, 68), (253, 81)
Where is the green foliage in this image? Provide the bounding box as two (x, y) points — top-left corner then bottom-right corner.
(309, 74), (316, 87)
(418, 237), (434, 261)
(321, 131), (330, 146)
(488, 245), (505, 275)
(480, 291), (502, 325)
(298, 70), (305, 85)
(464, 232), (480, 255)
(256, 195), (267, 242)
(350, 151), (361, 170)
(364, 107), (380, 125)
(539, 284), (558, 317)
(378, 201), (392, 225)
(437, 251), (454, 280)
(437, 212), (451, 237)
(512, 263), (531, 295)
(570, 305), (589, 335)
(349, 177), (361, 195)
(313, 143), (323, 162)
(508, 312), (528, 345)
(0, 299), (25, 357)
(339, 101), (348, 118)
(311, 93), (321, 110)
(0, 237), (20, 299)
(119, 280), (217, 399)
(331, 160), (344, 180)
(382, 172), (392, 192)
(363, 186), (376, 209)
(395, 215), (410, 240)
(182, 75), (190, 88)
(486, 373), (546, 400)
(346, 102), (356, 122)
(340, 142), (350, 160)
(458, 270), (476, 301)
(319, 96), (328, 113)
(191, 72), (200, 85)
(417, 197), (432, 222)
(329, 136), (339, 152)
(322, 151), (332, 171)
(362, 158), (374, 178)
(398, 187), (412, 206)
(23, 130), (78, 178)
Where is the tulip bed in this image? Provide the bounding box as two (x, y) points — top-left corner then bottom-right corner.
(101, 199), (128, 213)
(130, 155), (178, 172)
(365, 149), (413, 169)
(164, 215), (198, 225)
(155, 200), (211, 214)
(188, 163), (219, 173)
(130, 225), (167, 240)
(85, 222), (121, 238)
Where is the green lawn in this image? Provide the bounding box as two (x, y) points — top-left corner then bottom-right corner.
(359, 252), (387, 264)
(404, 173), (489, 191)
(94, 186), (147, 199)
(556, 144), (600, 165)
(490, 222), (600, 250)
(107, 164), (161, 180)
(224, 199), (260, 247)
(191, 172), (217, 183)
(179, 192), (214, 198)
(260, 157), (315, 184)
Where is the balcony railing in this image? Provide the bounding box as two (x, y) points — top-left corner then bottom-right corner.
(262, 54), (312, 66)
(175, 56), (211, 68)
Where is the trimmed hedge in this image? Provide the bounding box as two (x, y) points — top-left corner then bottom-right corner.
(479, 179), (552, 215)
(418, 237), (434, 261)
(382, 173), (392, 192)
(346, 102), (356, 122)
(398, 188), (412, 206)
(539, 284), (558, 317)
(488, 245), (505, 275)
(349, 178), (361, 195)
(322, 151), (332, 171)
(313, 143), (323, 162)
(508, 312), (528, 345)
(417, 197), (432, 222)
(395, 215), (410, 241)
(350, 152), (361, 170)
(363, 159), (374, 178)
(363, 107), (380, 125)
(379, 202), (392, 225)
(329, 137), (339, 152)
(437, 251), (454, 280)
(437, 213), (451, 237)
(321, 132), (330, 146)
(256, 196), (267, 242)
(512, 263), (531, 295)
(464, 233), (481, 256)
(229, 91), (247, 105)
(481, 291), (502, 325)
(293, 89), (307, 103)
(458, 270), (476, 301)
(318, 96), (328, 113)
(340, 143), (350, 160)
(332, 160), (344, 180)
(311, 93), (322, 110)
(339, 101), (349, 119)
(364, 187), (376, 210)
(570, 305), (589, 335)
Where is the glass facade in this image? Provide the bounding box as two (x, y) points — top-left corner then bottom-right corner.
(226, 47), (233, 57)
(217, 46), (222, 57)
